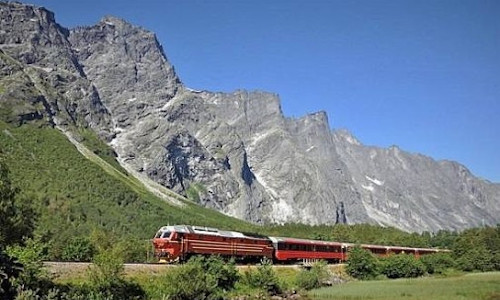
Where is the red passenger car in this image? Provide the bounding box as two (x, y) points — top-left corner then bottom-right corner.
(270, 237), (346, 263)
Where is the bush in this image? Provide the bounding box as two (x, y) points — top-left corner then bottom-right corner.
(241, 258), (281, 295)
(155, 255), (239, 300)
(345, 246), (380, 280)
(420, 252), (455, 274)
(161, 258), (218, 300)
(0, 250), (23, 299)
(296, 261), (329, 290)
(455, 247), (495, 272)
(86, 247), (144, 300)
(6, 237), (51, 291)
(88, 249), (124, 287)
(380, 254), (425, 278)
(62, 237), (95, 262)
(200, 256), (239, 292)
(114, 239), (149, 263)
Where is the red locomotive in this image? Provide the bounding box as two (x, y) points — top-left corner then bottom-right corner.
(152, 225), (446, 263)
(152, 225), (273, 262)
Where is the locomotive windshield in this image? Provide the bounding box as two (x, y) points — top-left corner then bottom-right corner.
(155, 230), (172, 239)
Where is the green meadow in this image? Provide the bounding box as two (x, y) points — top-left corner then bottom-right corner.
(309, 272), (500, 300)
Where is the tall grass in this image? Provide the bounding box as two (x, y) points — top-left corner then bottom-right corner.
(309, 272), (500, 300)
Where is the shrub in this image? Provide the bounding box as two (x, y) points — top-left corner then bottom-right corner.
(88, 249), (124, 287)
(345, 246), (380, 280)
(455, 246), (495, 272)
(161, 258), (218, 300)
(86, 247), (144, 300)
(200, 256), (239, 292)
(6, 237), (50, 291)
(0, 250), (23, 299)
(241, 258), (281, 295)
(420, 252), (455, 274)
(380, 254), (425, 278)
(62, 237), (95, 262)
(296, 261), (329, 290)
(114, 239), (149, 263)
(155, 255), (239, 300)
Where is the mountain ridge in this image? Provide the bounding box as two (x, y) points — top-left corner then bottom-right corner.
(1, 2), (499, 232)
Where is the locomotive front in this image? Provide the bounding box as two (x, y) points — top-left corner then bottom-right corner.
(152, 226), (182, 262)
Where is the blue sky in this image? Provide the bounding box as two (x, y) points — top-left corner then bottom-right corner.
(20, 0), (500, 183)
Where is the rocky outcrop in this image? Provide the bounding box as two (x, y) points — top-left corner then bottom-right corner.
(0, 2), (111, 137)
(1, 2), (499, 232)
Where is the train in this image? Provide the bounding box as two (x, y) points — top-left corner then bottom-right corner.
(152, 225), (447, 263)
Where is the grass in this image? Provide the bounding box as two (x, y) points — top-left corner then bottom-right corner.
(309, 272), (500, 300)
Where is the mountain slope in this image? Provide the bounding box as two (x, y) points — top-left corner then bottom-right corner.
(0, 121), (258, 254)
(1, 2), (499, 232)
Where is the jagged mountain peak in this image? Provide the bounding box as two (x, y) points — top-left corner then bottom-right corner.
(333, 128), (362, 146)
(1, 2), (499, 232)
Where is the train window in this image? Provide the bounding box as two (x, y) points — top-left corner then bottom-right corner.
(160, 231), (171, 239)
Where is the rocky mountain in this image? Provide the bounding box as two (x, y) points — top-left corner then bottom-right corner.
(1, 2), (499, 232)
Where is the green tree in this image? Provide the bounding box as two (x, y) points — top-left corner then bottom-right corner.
(86, 243), (145, 299)
(331, 224), (353, 242)
(0, 158), (36, 298)
(156, 256), (239, 300)
(0, 251), (23, 299)
(380, 254), (425, 278)
(0, 158), (36, 248)
(345, 246), (379, 280)
(419, 252), (455, 274)
(242, 258), (282, 295)
(6, 237), (49, 290)
(62, 236), (95, 262)
(296, 260), (330, 290)
(452, 227), (498, 272)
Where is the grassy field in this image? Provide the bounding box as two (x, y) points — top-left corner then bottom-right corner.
(309, 272), (500, 300)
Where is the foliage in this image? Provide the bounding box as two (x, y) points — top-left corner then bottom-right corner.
(427, 230), (459, 248)
(62, 237), (95, 262)
(0, 157), (36, 248)
(0, 250), (23, 299)
(241, 258), (282, 295)
(380, 254), (425, 279)
(419, 252), (455, 274)
(185, 183), (206, 203)
(85, 242), (145, 300)
(452, 226), (500, 272)
(198, 256), (240, 292)
(88, 248), (124, 287)
(153, 255), (239, 300)
(345, 246), (380, 280)
(77, 128), (127, 175)
(295, 260), (330, 290)
(6, 237), (50, 291)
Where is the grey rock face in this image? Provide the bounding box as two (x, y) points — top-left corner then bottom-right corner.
(0, 2), (111, 137)
(333, 130), (500, 231)
(2, 2), (499, 232)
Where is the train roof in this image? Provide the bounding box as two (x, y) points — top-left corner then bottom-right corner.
(157, 225), (270, 240)
(269, 236), (343, 246)
(343, 242), (448, 252)
(156, 225), (449, 252)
